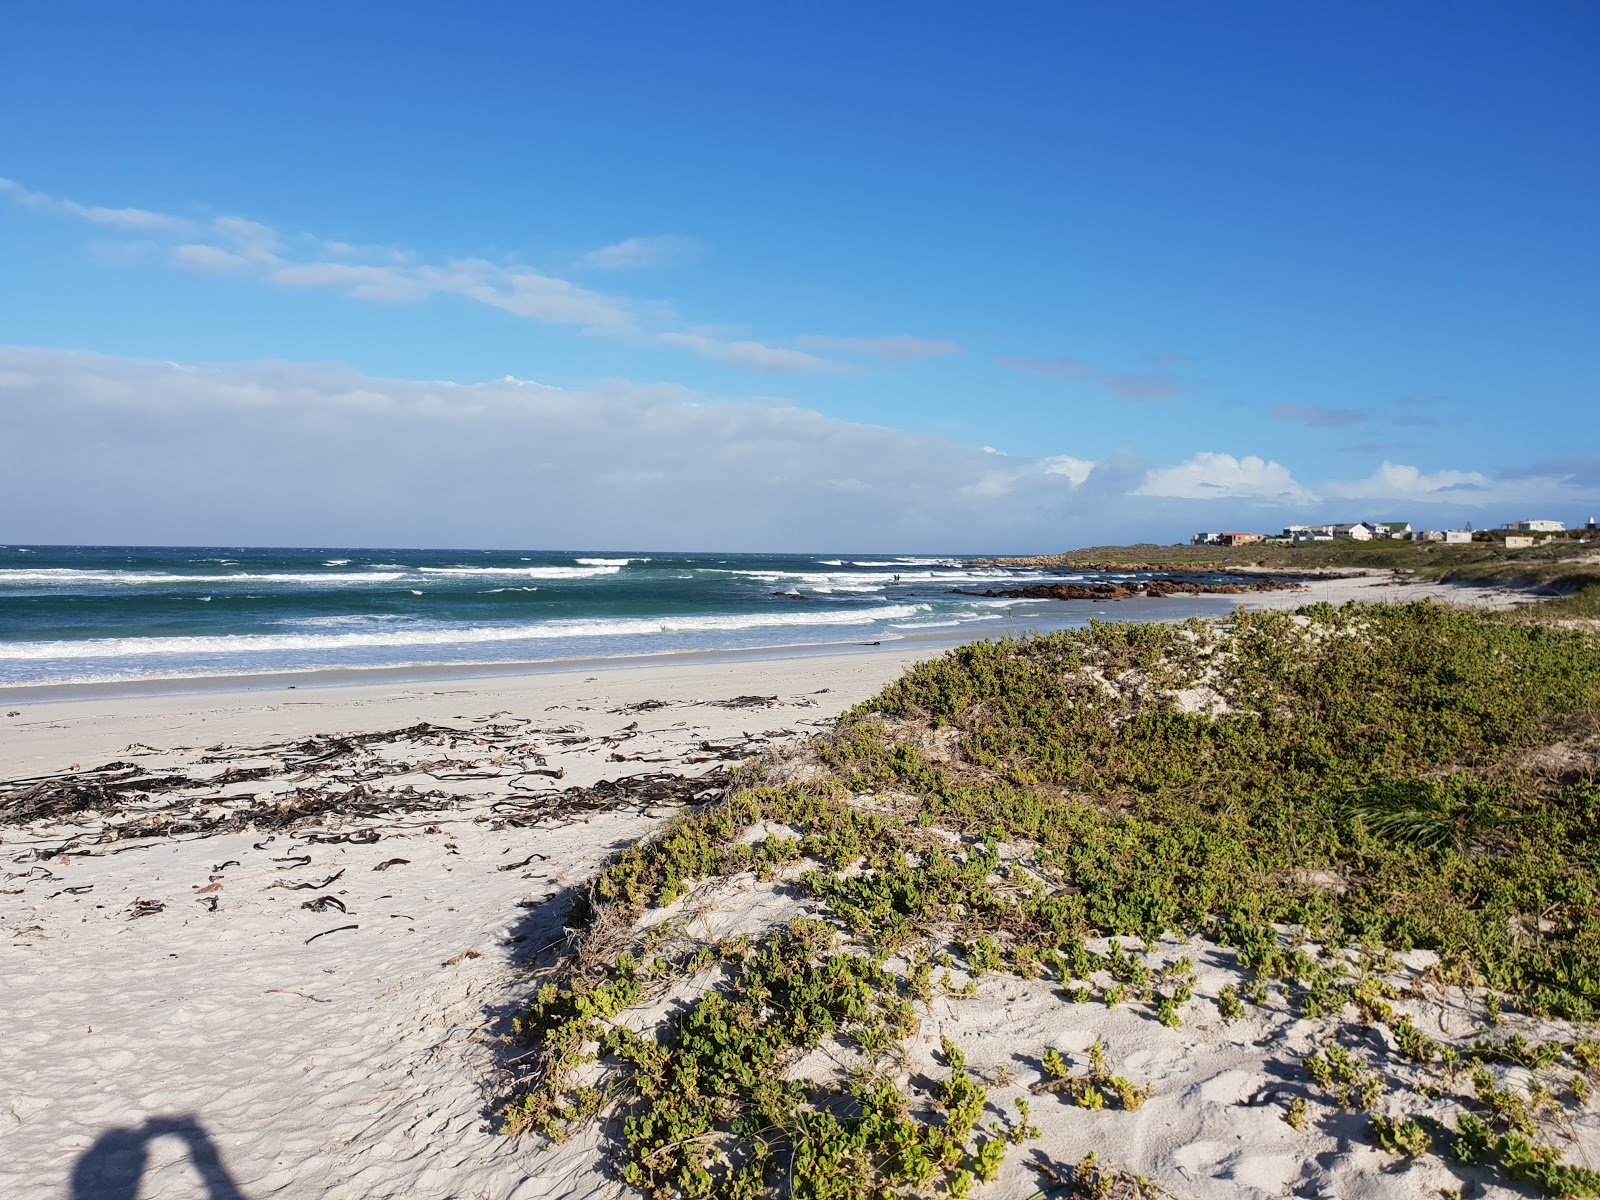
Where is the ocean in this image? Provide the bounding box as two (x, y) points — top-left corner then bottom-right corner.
(0, 546), (1254, 688)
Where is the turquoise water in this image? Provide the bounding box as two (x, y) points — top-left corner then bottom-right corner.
(0, 546), (1250, 686)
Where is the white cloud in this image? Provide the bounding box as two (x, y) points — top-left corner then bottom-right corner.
(1135, 452), (1316, 502)
(1, 180), (829, 362)
(171, 243), (255, 273)
(796, 335), (964, 360)
(658, 332), (845, 374)
(1324, 461), (1489, 500)
(1042, 455), (1095, 486)
(578, 235), (700, 270)
(5, 179), (981, 377)
(0, 347), (1115, 550)
(0, 176), (184, 232)
(997, 355), (1188, 401)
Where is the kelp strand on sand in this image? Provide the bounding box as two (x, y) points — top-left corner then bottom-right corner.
(0, 716), (751, 858)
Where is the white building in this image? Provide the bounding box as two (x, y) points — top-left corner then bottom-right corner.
(1511, 519), (1564, 533)
(1443, 530), (1472, 544)
(1331, 523), (1372, 540)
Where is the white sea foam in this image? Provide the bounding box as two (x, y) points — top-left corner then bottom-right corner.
(849, 559), (963, 567)
(415, 566), (622, 579)
(889, 615), (1002, 630)
(725, 567), (1063, 591)
(574, 557), (642, 566)
(324, 559), (351, 566)
(0, 569), (408, 585)
(0, 604), (933, 661)
(286, 614), (411, 628)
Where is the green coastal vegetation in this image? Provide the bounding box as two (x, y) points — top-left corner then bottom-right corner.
(502, 601), (1600, 1198)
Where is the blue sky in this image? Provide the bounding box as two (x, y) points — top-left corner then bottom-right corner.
(1, 2), (1597, 550)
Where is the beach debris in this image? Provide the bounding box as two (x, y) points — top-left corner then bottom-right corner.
(498, 852), (548, 872)
(443, 949), (480, 966)
(48, 884), (93, 898)
(263, 988), (330, 1003)
(372, 858), (410, 871)
(612, 698), (671, 713)
(486, 768), (729, 830)
(1, 712), (755, 859)
(271, 869), (346, 891)
(304, 924), (358, 944)
(127, 898), (165, 918)
(301, 895), (348, 913)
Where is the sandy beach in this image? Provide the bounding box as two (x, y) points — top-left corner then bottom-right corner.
(2, 649), (934, 1200)
(0, 576), (1570, 1200)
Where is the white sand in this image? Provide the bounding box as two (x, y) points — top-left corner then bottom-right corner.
(0, 652), (922, 1200)
(0, 579), (1573, 1199)
(1234, 570), (1541, 613)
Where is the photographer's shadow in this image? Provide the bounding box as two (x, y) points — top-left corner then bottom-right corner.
(70, 1115), (245, 1200)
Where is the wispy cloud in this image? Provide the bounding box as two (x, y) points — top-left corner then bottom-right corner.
(578, 234), (701, 270)
(659, 332), (845, 374)
(795, 334), (964, 360)
(1500, 458), (1600, 488)
(0, 176), (184, 232)
(3, 178), (959, 376)
(1390, 395), (1450, 428)
(996, 354), (1187, 401)
(1271, 402), (1365, 428)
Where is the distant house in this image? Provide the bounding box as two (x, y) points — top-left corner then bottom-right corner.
(1511, 519), (1564, 533)
(1442, 530), (1472, 544)
(1331, 523), (1372, 540)
(1504, 536), (1535, 549)
(1192, 531), (1264, 546)
(1402, 529), (1444, 542)
(1288, 525), (1334, 542)
(1370, 521), (1412, 538)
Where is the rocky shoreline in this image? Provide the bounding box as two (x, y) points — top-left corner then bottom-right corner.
(952, 575), (1306, 601)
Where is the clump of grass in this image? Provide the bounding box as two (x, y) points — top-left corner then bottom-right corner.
(1369, 1113), (1432, 1157)
(1034, 1039), (1150, 1112)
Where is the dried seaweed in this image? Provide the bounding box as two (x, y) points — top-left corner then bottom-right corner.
(3, 712), (749, 860)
